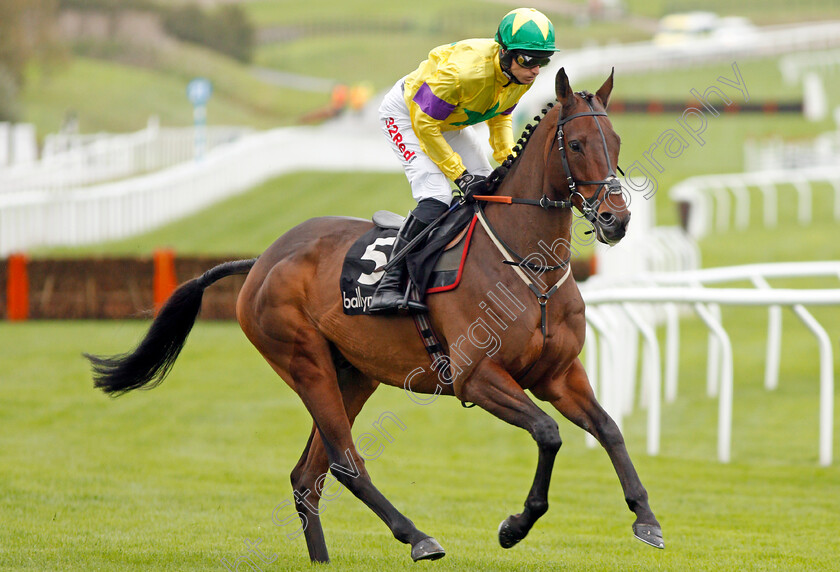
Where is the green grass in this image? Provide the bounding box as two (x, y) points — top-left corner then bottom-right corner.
(8, 9), (840, 568)
(252, 16), (649, 91)
(13, 163), (840, 570)
(696, 183), (840, 265)
(241, 0), (492, 27)
(1, 302), (838, 570)
(623, 0), (840, 22)
(605, 56), (840, 227)
(19, 1), (652, 135)
(19, 2), (840, 136)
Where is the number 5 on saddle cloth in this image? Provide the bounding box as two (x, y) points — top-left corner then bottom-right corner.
(339, 207), (476, 316)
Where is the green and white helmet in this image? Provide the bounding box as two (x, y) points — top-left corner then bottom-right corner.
(495, 8), (557, 55)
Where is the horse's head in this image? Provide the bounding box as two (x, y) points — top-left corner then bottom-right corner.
(548, 67), (629, 246)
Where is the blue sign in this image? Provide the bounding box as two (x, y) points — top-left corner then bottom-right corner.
(187, 78), (213, 106)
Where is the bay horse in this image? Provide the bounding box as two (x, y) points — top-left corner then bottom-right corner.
(87, 68), (663, 563)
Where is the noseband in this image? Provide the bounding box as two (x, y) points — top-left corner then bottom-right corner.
(555, 93), (624, 224)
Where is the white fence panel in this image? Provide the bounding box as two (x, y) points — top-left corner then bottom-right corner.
(581, 261), (840, 466)
(0, 126), (399, 255)
(0, 123), (252, 194)
(780, 47), (840, 85)
(670, 166), (840, 238)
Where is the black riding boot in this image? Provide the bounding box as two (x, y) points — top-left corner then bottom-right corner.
(368, 213), (429, 314)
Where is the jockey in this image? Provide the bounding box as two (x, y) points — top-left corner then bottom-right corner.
(370, 7), (558, 314)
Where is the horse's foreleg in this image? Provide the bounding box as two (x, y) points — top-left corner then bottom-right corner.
(289, 369), (378, 563)
(531, 358), (664, 549)
(460, 360), (562, 549)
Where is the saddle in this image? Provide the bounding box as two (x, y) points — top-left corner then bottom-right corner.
(339, 207), (476, 316)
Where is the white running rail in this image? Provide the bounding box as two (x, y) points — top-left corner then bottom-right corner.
(669, 166), (840, 238)
(0, 123), (252, 194)
(581, 261), (840, 466)
(780, 47), (840, 85)
(519, 21), (840, 114)
(0, 126), (400, 255)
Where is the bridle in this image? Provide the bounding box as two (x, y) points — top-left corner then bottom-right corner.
(470, 92), (625, 268)
(462, 93), (625, 389)
(555, 92), (625, 225)
(473, 92), (624, 221)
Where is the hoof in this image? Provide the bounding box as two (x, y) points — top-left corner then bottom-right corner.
(498, 517), (523, 549)
(633, 523), (664, 549)
(411, 537), (446, 562)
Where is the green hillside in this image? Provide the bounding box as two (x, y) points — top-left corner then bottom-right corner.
(32, 52), (840, 258)
(18, 1), (840, 137)
(21, 43), (325, 135)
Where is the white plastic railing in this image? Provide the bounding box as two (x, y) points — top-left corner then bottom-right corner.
(744, 130), (840, 172)
(780, 47), (840, 85)
(0, 126), (400, 255)
(669, 166), (840, 238)
(4, 20), (840, 254)
(0, 122), (252, 194)
(581, 261), (840, 466)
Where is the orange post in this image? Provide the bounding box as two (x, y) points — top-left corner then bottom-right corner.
(6, 253), (30, 321)
(588, 254), (598, 277)
(330, 83), (349, 113)
(153, 249), (177, 315)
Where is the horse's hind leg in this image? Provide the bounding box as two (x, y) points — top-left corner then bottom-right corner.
(289, 362), (378, 563)
(275, 327), (444, 562)
(531, 358), (664, 549)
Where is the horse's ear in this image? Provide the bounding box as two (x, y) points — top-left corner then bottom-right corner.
(596, 67), (614, 109)
(555, 67), (575, 109)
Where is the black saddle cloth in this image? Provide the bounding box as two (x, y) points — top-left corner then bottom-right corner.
(339, 204), (474, 316)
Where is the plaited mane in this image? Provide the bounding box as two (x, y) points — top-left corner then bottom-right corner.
(485, 91), (598, 194)
(484, 102), (555, 193)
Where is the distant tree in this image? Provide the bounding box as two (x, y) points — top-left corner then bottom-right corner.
(0, 68), (21, 122)
(163, 4), (254, 63)
(163, 5), (206, 46)
(0, 0), (63, 121)
(211, 5), (254, 63)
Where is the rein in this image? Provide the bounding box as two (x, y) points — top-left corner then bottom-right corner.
(471, 194), (572, 210)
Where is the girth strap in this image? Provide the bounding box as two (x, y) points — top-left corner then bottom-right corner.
(409, 287), (477, 408)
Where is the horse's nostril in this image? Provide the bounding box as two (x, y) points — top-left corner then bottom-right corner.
(598, 212), (617, 227)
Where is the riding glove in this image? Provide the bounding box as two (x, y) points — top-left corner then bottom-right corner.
(454, 171), (488, 202)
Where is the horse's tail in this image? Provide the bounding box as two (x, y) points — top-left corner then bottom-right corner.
(85, 258), (258, 396)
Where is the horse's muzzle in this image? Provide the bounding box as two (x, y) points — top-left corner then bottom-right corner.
(594, 210), (630, 245)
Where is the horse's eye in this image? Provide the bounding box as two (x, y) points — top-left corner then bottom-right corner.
(569, 140), (582, 152)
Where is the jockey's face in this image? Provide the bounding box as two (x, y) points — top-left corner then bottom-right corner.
(509, 59), (542, 84)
